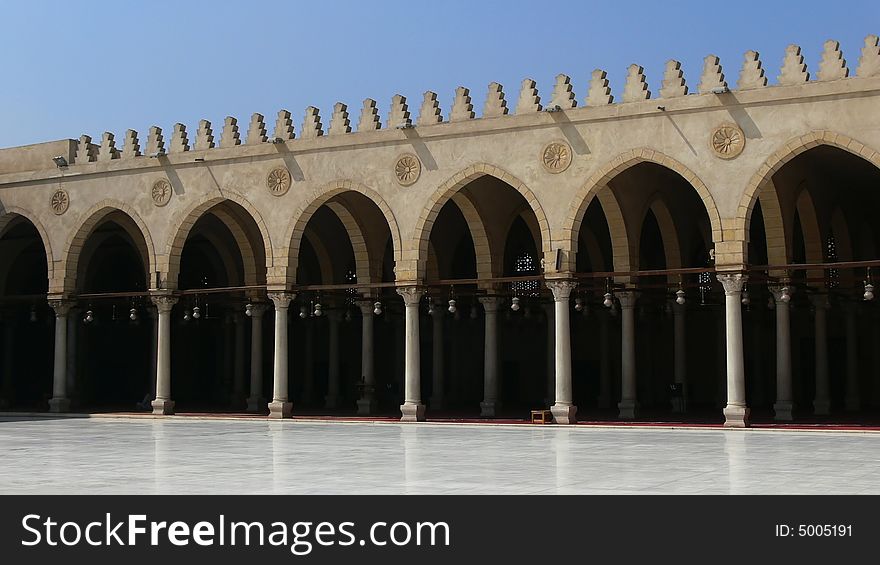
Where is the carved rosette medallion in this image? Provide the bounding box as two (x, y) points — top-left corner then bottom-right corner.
(541, 141), (572, 173)
(394, 153), (421, 186)
(151, 179), (172, 207)
(710, 123), (745, 159)
(50, 189), (69, 215)
(267, 167), (292, 196)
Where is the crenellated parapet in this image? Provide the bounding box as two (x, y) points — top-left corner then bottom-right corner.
(11, 34), (880, 168)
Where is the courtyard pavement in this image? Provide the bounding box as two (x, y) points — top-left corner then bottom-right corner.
(0, 416), (877, 494)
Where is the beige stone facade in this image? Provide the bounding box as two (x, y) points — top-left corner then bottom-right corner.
(1, 36), (879, 425)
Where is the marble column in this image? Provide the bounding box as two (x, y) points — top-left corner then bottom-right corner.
(325, 310), (342, 409)
(356, 300), (376, 415)
(617, 291), (638, 420)
(232, 312), (247, 409)
(65, 308), (78, 404)
(430, 299), (445, 410)
(302, 320), (315, 405)
(222, 312), (235, 401)
(672, 300), (687, 413)
(597, 309), (612, 409)
(810, 296), (830, 415)
(150, 294), (178, 415)
(397, 287), (426, 422)
(148, 306), (159, 399)
(543, 303), (555, 406)
(547, 280), (577, 424)
(246, 303), (268, 412)
(771, 286), (793, 421)
(47, 299), (74, 413)
(479, 297), (502, 417)
(718, 273), (749, 427)
(844, 303), (860, 411)
(267, 292), (295, 419)
(0, 316), (13, 408)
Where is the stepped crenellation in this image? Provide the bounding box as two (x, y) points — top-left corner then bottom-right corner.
(62, 35), (880, 165)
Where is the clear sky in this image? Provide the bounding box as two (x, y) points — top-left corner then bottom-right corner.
(0, 0), (877, 149)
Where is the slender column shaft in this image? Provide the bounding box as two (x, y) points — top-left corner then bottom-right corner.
(246, 304), (268, 412)
(771, 286), (793, 421)
(617, 291), (638, 419)
(811, 296), (830, 415)
(65, 309), (78, 401)
(597, 310), (611, 409)
(356, 300), (376, 415)
(325, 311), (341, 409)
(149, 307), (159, 398)
(397, 287), (425, 422)
(232, 312), (246, 407)
(479, 297), (502, 417)
(672, 301), (686, 412)
(718, 273), (749, 427)
(543, 303), (555, 405)
(303, 321), (315, 404)
(150, 294), (177, 415)
(48, 299), (73, 413)
(430, 300), (445, 410)
(268, 292), (295, 418)
(844, 304), (860, 411)
(547, 280), (577, 424)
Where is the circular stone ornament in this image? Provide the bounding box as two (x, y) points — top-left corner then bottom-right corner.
(151, 179), (173, 207)
(50, 188), (69, 215)
(710, 123), (745, 159)
(267, 167), (292, 196)
(541, 141), (572, 173)
(394, 153), (421, 186)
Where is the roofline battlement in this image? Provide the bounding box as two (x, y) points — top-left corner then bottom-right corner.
(0, 34), (878, 179)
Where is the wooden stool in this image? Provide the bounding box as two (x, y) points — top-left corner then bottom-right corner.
(531, 409), (553, 424)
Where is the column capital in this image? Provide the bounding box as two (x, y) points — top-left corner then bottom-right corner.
(150, 293), (179, 313)
(355, 299), (375, 316)
(546, 279), (577, 301)
(267, 291), (296, 309)
(616, 290), (638, 309)
(396, 286), (424, 306)
(47, 298), (75, 317)
(769, 284), (794, 303)
(808, 294), (829, 310)
(717, 273), (747, 295)
(247, 302), (269, 318)
(478, 296), (503, 312)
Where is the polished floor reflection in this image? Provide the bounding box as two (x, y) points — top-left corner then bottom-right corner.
(1, 417), (877, 494)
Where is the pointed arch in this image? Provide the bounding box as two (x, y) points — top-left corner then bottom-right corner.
(562, 148), (723, 272)
(162, 191), (272, 290)
(0, 206), (54, 284)
(324, 201), (373, 284)
(639, 196), (682, 283)
(409, 163), (551, 281)
(59, 200), (156, 294)
(735, 131), (880, 249)
(281, 180), (402, 288)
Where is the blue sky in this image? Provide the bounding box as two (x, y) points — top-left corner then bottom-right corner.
(0, 0), (877, 148)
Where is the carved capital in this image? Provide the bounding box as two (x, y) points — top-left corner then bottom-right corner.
(248, 302), (269, 318)
(151, 294), (179, 314)
(616, 290), (639, 309)
(769, 284), (794, 303)
(478, 296), (504, 313)
(355, 299), (374, 316)
(546, 280), (577, 302)
(47, 299), (75, 318)
(267, 292), (296, 310)
(717, 273), (746, 295)
(396, 286), (424, 306)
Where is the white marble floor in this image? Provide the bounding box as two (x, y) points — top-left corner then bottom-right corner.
(0, 417), (877, 494)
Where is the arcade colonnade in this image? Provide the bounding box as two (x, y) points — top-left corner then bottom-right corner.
(1, 36), (880, 427)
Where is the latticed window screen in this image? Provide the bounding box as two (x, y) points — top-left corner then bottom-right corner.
(510, 253), (539, 297)
(345, 269), (358, 303)
(826, 235), (839, 288)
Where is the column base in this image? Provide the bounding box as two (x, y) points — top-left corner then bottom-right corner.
(324, 395), (339, 410)
(246, 396), (266, 413)
(551, 403), (577, 425)
(356, 397), (377, 416)
(399, 402), (426, 422)
(845, 396), (860, 412)
(150, 398), (174, 416)
(617, 399), (637, 420)
(48, 397), (70, 413)
(813, 398), (831, 416)
(723, 404), (750, 428)
(268, 400), (293, 419)
(773, 401), (794, 421)
(480, 401), (499, 418)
